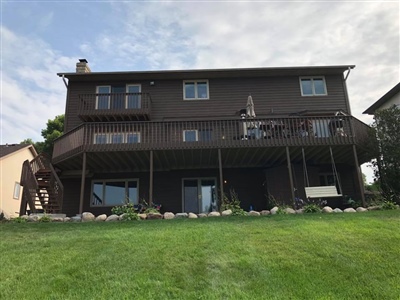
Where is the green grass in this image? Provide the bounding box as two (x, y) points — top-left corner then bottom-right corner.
(1, 211), (399, 299)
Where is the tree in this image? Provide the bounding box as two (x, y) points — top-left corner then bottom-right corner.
(20, 114), (64, 156)
(370, 105), (400, 203)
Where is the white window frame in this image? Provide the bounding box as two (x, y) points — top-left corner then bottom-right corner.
(299, 77), (327, 96)
(126, 84), (142, 109)
(91, 178), (139, 207)
(183, 130), (198, 142)
(183, 80), (210, 100)
(13, 182), (21, 200)
(94, 132), (141, 144)
(96, 85), (111, 109)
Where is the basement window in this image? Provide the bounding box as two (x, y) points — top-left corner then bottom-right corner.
(300, 77), (327, 96)
(91, 179), (139, 207)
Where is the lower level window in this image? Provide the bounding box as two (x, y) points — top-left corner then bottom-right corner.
(13, 182), (21, 200)
(91, 179), (138, 207)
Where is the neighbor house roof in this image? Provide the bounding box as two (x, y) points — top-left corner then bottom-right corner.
(58, 65), (355, 82)
(0, 144), (37, 159)
(363, 82), (400, 115)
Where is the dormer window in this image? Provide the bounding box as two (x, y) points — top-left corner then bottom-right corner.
(300, 77), (327, 96)
(183, 80), (209, 100)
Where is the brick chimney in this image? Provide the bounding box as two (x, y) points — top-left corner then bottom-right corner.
(76, 59), (91, 73)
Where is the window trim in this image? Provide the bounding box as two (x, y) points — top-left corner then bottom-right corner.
(94, 132), (141, 144)
(90, 178), (139, 207)
(183, 129), (199, 142)
(13, 182), (21, 200)
(95, 85), (111, 109)
(183, 80), (210, 100)
(299, 76), (328, 96)
(126, 84), (142, 109)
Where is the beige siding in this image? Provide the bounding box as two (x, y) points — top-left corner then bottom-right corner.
(0, 147), (36, 218)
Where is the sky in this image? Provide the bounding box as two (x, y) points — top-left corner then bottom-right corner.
(1, 0), (399, 182)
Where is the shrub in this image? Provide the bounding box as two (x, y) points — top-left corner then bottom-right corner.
(220, 189), (247, 216)
(303, 204), (321, 213)
(121, 212), (140, 221)
(381, 200), (398, 210)
(12, 217), (27, 223)
(39, 215), (52, 223)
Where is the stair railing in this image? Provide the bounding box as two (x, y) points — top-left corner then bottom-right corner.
(20, 160), (40, 215)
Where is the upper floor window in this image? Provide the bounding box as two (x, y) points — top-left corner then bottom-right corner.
(96, 86), (111, 109)
(94, 132), (141, 144)
(183, 129), (212, 142)
(183, 80), (209, 100)
(300, 77), (327, 96)
(96, 85), (142, 109)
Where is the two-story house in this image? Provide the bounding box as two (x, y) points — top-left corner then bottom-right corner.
(36, 60), (370, 216)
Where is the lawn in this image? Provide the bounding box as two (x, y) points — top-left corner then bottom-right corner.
(1, 211), (399, 299)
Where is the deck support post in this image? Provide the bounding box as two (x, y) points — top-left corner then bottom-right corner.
(286, 147), (295, 203)
(218, 149), (224, 208)
(352, 145), (366, 207)
(149, 150), (153, 206)
(79, 152), (87, 215)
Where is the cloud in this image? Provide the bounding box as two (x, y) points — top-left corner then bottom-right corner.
(1, 26), (76, 144)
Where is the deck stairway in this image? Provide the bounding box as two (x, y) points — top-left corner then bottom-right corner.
(20, 153), (63, 215)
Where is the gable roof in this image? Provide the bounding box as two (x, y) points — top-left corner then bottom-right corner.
(363, 82), (400, 115)
(58, 65), (355, 82)
(0, 144), (37, 159)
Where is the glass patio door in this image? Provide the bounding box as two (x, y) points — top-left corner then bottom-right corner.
(183, 178), (216, 214)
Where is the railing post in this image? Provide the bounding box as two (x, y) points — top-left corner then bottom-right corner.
(79, 152), (87, 215)
(286, 146), (295, 204)
(352, 145), (366, 207)
(149, 150), (153, 206)
(218, 148), (224, 209)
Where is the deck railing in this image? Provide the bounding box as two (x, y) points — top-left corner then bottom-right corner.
(53, 116), (370, 163)
(78, 92), (152, 120)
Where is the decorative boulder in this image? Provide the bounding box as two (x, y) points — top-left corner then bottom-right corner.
(344, 208), (356, 213)
(367, 206), (380, 211)
(138, 214), (147, 220)
(261, 210), (271, 215)
(105, 214), (119, 222)
(119, 213), (127, 220)
(295, 209), (304, 214)
(163, 212), (175, 220)
(270, 206), (279, 215)
(71, 216), (82, 222)
(284, 208), (296, 214)
(333, 208), (343, 213)
(27, 215), (40, 222)
(51, 217), (64, 222)
(188, 213), (198, 219)
(208, 211), (221, 217)
(95, 214), (107, 222)
(322, 206), (333, 213)
(147, 213), (163, 220)
(21, 215), (29, 220)
(63, 217), (71, 222)
(82, 212), (95, 222)
(198, 213), (208, 218)
(356, 207), (368, 212)
(175, 213), (188, 219)
(221, 209), (233, 216)
(248, 210), (260, 216)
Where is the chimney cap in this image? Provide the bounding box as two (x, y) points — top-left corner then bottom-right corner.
(79, 59), (88, 63)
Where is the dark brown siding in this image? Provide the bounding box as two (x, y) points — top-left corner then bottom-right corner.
(65, 74), (348, 132)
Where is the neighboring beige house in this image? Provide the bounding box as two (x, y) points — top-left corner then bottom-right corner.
(0, 144), (37, 218)
(364, 82), (400, 115)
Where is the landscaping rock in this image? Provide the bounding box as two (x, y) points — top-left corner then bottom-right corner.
(163, 212), (175, 220)
(284, 208), (296, 214)
(71, 216), (82, 222)
(95, 214), (107, 222)
(21, 215), (29, 220)
(261, 210), (271, 215)
(295, 209), (304, 214)
(221, 209), (233, 216)
(367, 206), (380, 211)
(248, 210), (260, 216)
(270, 206), (279, 215)
(333, 208), (343, 213)
(51, 217), (64, 222)
(356, 207), (368, 212)
(208, 211), (221, 217)
(198, 213), (208, 218)
(344, 208), (356, 213)
(82, 212), (95, 222)
(147, 213), (163, 220)
(188, 213), (198, 219)
(175, 213), (188, 219)
(119, 213), (127, 220)
(138, 214), (147, 220)
(322, 206), (333, 213)
(63, 217), (71, 222)
(105, 214), (119, 222)
(27, 215), (40, 222)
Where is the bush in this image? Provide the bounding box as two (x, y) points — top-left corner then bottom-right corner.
(220, 189), (247, 216)
(381, 200), (398, 210)
(121, 212), (140, 221)
(12, 217), (27, 223)
(303, 204), (321, 213)
(39, 215), (52, 223)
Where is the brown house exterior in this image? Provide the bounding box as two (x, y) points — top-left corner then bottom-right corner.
(52, 60), (370, 216)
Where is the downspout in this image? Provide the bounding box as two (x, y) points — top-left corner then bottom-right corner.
(62, 74), (68, 88)
(344, 67), (352, 81)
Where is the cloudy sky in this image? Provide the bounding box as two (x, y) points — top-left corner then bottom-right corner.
(1, 1), (399, 180)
